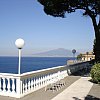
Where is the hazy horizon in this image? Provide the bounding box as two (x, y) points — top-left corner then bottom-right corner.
(0, 0), (94, 56)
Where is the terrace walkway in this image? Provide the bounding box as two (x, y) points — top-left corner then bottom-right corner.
(0, 73), (100, 100)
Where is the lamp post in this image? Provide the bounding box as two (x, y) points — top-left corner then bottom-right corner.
(72, 49), (76, 63)
(15, 38), (25, 74)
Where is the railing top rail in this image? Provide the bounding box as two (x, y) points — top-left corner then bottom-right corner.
(21, 65), (66, 76)
(20, 65), (66, 78)
(67, 61), (90, 66)
(0, 73), (20, 78)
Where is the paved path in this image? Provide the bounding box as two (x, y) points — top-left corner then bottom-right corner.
(0, 76), (80, 100)
(0, 76), (100, 100)
(51, 77), (93, 100)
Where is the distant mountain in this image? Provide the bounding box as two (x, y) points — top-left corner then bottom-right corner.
(32, 48), (79, 57)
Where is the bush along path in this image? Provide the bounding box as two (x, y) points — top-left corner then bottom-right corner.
(90, 63), (100, 84)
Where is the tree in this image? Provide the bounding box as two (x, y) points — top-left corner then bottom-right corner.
(93, 38), (96, 54)
(37, 0), (100, 62)
(77, 53), (82, 61)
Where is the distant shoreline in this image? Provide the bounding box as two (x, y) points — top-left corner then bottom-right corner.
(0, 56), (75, 58)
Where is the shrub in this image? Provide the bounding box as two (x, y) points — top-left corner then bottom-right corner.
(90, 63), (100, 84)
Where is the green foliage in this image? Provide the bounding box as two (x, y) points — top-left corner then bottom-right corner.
(90, 63), (100, 84)
(38, 0), (100, 18)
(77, 53), (82, 60)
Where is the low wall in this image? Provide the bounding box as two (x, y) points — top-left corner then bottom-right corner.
(0, 61), (92, 98)
(66, 61), (92, 74)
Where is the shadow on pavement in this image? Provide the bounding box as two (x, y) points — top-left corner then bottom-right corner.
(73, 95), (100, 100)
(85, 95), (100, 100)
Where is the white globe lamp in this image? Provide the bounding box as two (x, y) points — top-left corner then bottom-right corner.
(15, 38), (25, 75)
(15, 38), (25, 49)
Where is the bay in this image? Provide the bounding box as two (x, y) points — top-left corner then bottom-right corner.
(0, 57), (74, 74)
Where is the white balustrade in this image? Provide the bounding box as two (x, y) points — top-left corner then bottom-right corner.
(12, 78), (15, 93)
(0, 61), (90, 98)
(7, 78), (10, 93)
(2, 78), (6, 92)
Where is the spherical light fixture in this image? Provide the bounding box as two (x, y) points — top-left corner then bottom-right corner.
(15, 38), (25, 49)
(15, 38), (25, 75)
(72, 49), (76, 63)
(72, 49), (76, 54)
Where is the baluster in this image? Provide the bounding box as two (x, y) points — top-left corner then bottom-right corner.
(46, 75), (48, 85)
(0, 78), (1, 91)
(33, 78), (36, 90)
(7, 78), (11, 93)
(42, 76), (44, 86)
(22, 79), (25, 93)
(38, 77), (41, 88)
(50, 74), (52, 83)
(30, 78), (33, 90)
(44, 76), (46, 86)
(28, 78), (31, 91)
(27, 79), (29, 91)
(25, 79), (28, 92)
(40, 76), (42, 87)
(32, 78), (34, 90)
(40, 77), (42, 88)
(24, 79), (26, 91)
(37, 78), (39, 89)
(34, 78), (36, 90)
(2, 78), (6, 92)
(49, 74), (52, 84)
(44, 76), (46, 85)
(46, 75), (49, 84)
(36, 78), (39, 88)
(35, 78), (38, 89)
(45, 75), (47, 85)
(55, 73), (57, 82)
(23, 80), (25, 93)
(30, 78), (32, 90)
(37, 77), (39, 88)
(12, 78), (15, 93)
(29, 78), (31, 90)
(21, 80), (23, 93)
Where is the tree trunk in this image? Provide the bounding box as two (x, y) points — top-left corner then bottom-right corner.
(91, 16), (100, 62)
(94, 32), (100, 62)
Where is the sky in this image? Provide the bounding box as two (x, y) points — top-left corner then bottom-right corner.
(0, 0), (95, 56)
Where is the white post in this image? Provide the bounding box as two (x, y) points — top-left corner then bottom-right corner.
(7, 78), (10, 93)
(18, 49), (21, 75)
(15, 38), (25, 75)
(16, 77), (21, 98)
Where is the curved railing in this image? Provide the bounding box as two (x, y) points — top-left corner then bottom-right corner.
(0, 61), (91, 98)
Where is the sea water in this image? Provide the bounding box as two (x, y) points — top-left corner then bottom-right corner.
(0, 57), (74, 74)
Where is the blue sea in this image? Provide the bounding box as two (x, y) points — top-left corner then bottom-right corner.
(0, 57), (74, 74)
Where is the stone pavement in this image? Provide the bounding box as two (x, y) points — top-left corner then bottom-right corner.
(0, 75), (100, 100)
(51, 77), (93, 100)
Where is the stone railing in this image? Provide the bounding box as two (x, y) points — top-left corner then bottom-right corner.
(0, 66), (68, 98)
(0, 61), (91, 98)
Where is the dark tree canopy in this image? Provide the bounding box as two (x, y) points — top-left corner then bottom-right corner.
(38, 0), (100, 18)
(38, 0), (100, 62)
